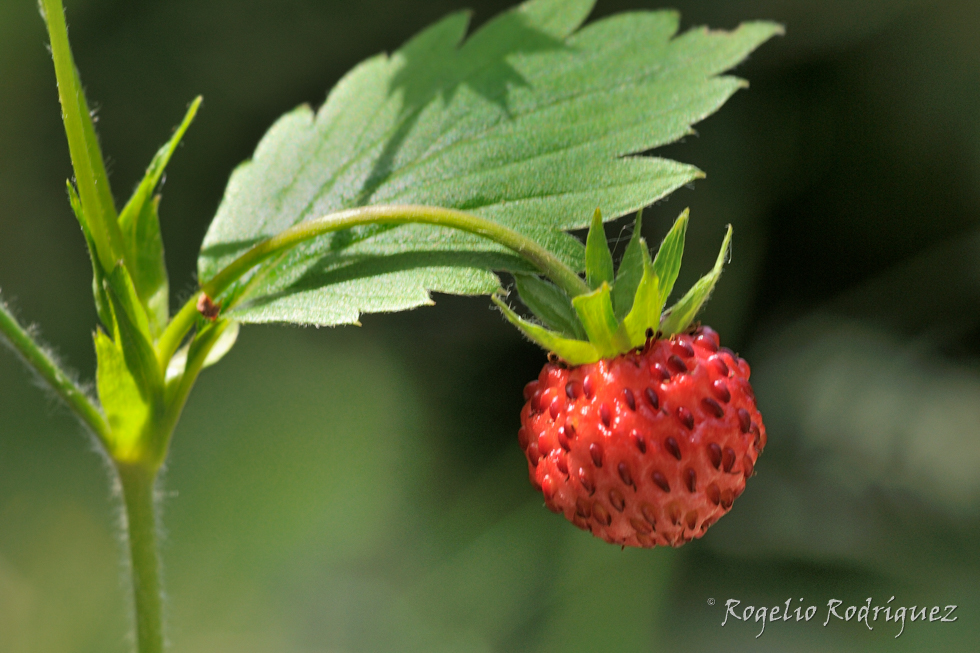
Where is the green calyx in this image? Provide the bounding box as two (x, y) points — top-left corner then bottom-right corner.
(494, 208), (732, 365)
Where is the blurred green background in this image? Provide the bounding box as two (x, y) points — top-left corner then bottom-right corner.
(2, 0), (980, 650)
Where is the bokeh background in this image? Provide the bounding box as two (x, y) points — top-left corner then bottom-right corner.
(2, 0), (979, 650)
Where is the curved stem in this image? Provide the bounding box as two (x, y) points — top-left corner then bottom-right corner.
(155, 298), (198, 369)
(116, 462), (164, 653)
(158, 205), (590, 361)
(205, 205), (589, 298)
(0, 294), (111, 446)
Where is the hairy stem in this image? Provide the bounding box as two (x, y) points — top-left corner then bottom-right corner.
(0, 294), (111, 445)
(157, 204), (590, 359)
(117, 462), (165, 653)
(40, 0), (129, 273)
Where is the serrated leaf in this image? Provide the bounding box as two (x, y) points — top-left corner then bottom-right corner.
(95, 328), (149, 455)
(622, 247), (662, 346)
(585, 207), (614, 289)
(492, 294), (599, 364)
(660, 224), (732, 335)
(513, 273), (585, 338)
(611, 210), (644, 319)
(117, 97), (200, 336)
(652, 208), (688, 308)
(197, 0), (780, 326)
(571, 283), (631, 358)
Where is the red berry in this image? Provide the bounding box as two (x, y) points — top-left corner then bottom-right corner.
(520, 331), (764, 548)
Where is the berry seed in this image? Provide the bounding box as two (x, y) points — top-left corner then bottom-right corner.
(608, 488), (626, 512)
(630, 430), (647, 453)
(667, 354), (688, 374)
(677, 406), (694, 430)
(711, 379), (731, 402)
(737, 408), (751, 433)
(652, 471), (671, 493)
(630, 517), (653, 534)
(623, 388), (636, 411)
(722, 447), (736, 473)
(706, 483), (721, 505)
(593, 502), (612, 526)
(583, 375), (595, 399)
(549, 397), (562, 419)
(589, 442), (604, 468)
(640, 502), (658, 527)
(617, 462), (633, 487)
(707, 355), (729, 376)
(600, 403), (611, 427)
(664, 436), (682, 460)
(684, 467), (697, 492)
(701, 397), (724, 418)
(557, 427), (571, 451)
(707, 443), (722, 469)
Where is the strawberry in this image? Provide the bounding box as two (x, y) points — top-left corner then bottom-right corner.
(494, 208), (764, 548)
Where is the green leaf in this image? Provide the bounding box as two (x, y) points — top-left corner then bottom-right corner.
(492, 294), (599, 364)
(67, 181), (113, 330)
(40, 0), (124, 273)
(585, 207), (614, 289)
(571, 283), (631, 358)
(118, 97), (201, 337)
(104, 265), (163, 406)
(660, 224), (732, 335)
(622, 247), (662, 346)
(513, 273), (585, 338)
(651, 208), (688, 308)
(197, 0), (781, 326)
(95, 328), (150, 455)
(611, 210), (645, 319)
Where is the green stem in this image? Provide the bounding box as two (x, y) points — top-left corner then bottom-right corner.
(0, 294), (111, 445)
(208, 205), (589, 299)
(153, 320), (231, 463)
(40, 0), (128, 273)
(157, 204), (590, 358)
(116, 462), (165, 653)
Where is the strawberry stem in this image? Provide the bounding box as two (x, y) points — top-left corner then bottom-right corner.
(157, 204), (591, 363)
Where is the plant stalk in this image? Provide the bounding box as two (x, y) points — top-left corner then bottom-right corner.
(0, 293), (111, 445)
(157, 204), (591, 361)
(117, 462), (165, 653)
(40, 0), (130, 273)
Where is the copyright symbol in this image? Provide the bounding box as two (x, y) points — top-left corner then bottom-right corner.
(707, 598), (715, 605)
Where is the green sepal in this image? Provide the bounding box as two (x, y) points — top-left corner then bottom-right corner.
(94, 328), (150, 458)
(104, 265), (163, 406)
(622, 246), (663, 347)
(585, 207), (615, 290)
(571, 283), (632, 359)
(611, 210), (645, 320)
(117, 96), (201, 336)
(513, 273), (586, 339)
(652, 208), (688, 308)
(67, 181), (113, 329)
(660, 224), (732, 335)
(492, 294), (600, 365)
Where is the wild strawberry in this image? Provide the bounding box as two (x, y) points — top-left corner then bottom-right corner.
(495, 208), (764, 548)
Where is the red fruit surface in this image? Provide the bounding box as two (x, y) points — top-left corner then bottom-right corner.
(519, 327), (765, 548)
